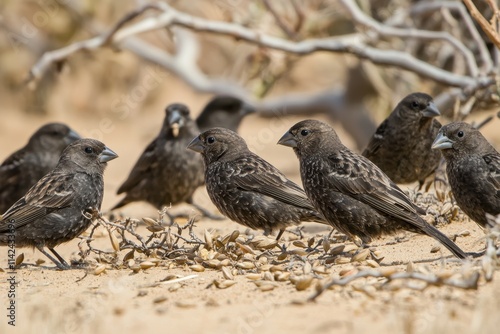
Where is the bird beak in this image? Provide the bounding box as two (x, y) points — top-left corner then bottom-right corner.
(187, 136), (204, 153)
(68, 129), (81, 142)
(431, 132), (453, 150)
(422, 101), (440, 118)
(99, 146), (118, 162)
(168, 109), (184, 137)
(277, 132), (298, 148)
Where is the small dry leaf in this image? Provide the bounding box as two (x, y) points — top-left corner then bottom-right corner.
(93, 264), (106, 275)
(430, 246), (441, 253)
(189, 265), (205, 272)
(142, 217), (158, 226)
(236, 262), (255, 270)
(123, 250), (135, 262)
(335, 257), (350, 264)
(15, 253), (24, 267)
(292, 240), (307, 248)
(204, 229), (213, 250)
(245, 273), (262, 280)
(175, 301), (196, 308)
(153, 296), (168, 304)
(294, 276), (314, 291)
(222, 266), (234, 280)
(303, 261), (312, 275)
(329, 245), (345, 256)
(108, 230), (120, 252)
(351, 249), (370, 262)
(366, 260), (380, 268)
(140, 261), (156, 270)
(213, 279), (237, 289)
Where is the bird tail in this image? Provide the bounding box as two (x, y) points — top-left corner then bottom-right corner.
(303, 210), (329, 225)
(420, 222), (467, 259)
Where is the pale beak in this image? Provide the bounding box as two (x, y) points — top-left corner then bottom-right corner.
(99, 146), (118, 162)
(422, 101), (440, 118)
(431, 132), (453, 150)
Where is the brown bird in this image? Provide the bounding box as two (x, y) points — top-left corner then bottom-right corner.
(0, 123), (80, 213)
(432, 122), (500, 228)
(196, 95), (255, 132)
(113, 104), (212, 218)
(0, 139), (117, 269)
(187, 127), (326, 239)
(279, 120), (467, 259)
(362, 93), (441, 187)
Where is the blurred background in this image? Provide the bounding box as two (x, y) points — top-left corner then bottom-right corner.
(0, 0), (498, 217)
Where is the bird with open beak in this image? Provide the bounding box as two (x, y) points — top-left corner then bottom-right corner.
(112, 104), (210, 220)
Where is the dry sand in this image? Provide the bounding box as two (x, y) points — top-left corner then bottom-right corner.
(1, 90), (500, 334)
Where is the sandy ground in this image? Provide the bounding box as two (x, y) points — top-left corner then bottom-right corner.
(1, 92), (500, 334)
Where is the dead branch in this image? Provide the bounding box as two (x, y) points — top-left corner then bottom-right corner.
(463, 0), (500, 50)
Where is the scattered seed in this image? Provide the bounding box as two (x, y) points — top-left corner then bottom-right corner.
(93, 264), (106, 275)
(213, 279), (237, 289)
(236, 262), (255, 270)
(222, 266), (234, 280)
(140, 261), (156, 270)
(153, 296), (168, 304)
(335, 257), (351, 264)
(15, 253), (24, 267)
(204, 229), (213, 250)
(430, 246), (441, 253)
(294, 276), (314, 291)
(351, 249), (370, 262)
(366, 260), (380, 268)
(245, 273), (262, 280)
(189, 265), (205, 272)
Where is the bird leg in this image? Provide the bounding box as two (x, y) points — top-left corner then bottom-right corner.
(275, 228), (285, 241)
(49, 248), (71, 268)
(36, 246), (70, 270)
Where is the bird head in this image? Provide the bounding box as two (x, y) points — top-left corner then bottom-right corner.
(278, 120), (340, 157)
(196, 96), (256, 132)
(29, 123), (81, 152)
(398, 93), (440, 120)
(432, 122), (487, 158)
(165, 103), (191, 138)
(59, 138), (118, 174)
(187, 127), (247, 164)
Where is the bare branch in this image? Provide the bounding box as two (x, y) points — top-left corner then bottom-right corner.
(411, 1), (493, 72)
(28, 1), (493, 91)
(463, 0), (500, 50)
(340, 0), (479, 77)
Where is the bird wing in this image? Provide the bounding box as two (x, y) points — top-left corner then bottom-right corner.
(232, 156), (315, 210)
(327, 152), (422, 223)
(116, 139), (158, 194)
(362, 118), (388, 158)
(0, 149), (25, 188)
(484, 153), (500, 197)
(0, 172), (75, 231)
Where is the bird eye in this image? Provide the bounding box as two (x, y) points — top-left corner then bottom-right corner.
(207, 136), (216, 144)
(457, 131), (464, 138)
(84, 147), (94, 154)
(300, 129), (310, 136)
(411, 101), (419, 108)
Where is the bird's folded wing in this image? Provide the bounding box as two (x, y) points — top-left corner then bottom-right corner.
(0, 173), (75, 231)
(362, 119), (388, 157)
(0, 150), (24, 186)
(232, 158), (315, 210)
(484, 153), (500, 196)
(327, 154), (423, 225)
(116, 139), (158, 194)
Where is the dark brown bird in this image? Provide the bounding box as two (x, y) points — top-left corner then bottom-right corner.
(0, 139), (117, 269)
(187, 127), (326, 239)
(0, 123), (80, 213)
(278, 120), (467, 259)
(362, 93), (441, 186)
(112, 104), (207, 216)
(432, 122), (500, 228)
(196, 95), (255, 132)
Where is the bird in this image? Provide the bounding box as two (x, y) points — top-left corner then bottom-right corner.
(362, 93), (442, 187)
(196, 95), (255, 132)
(112, 104), (211, 218)
(278, 119), (467, 259)
(0, 139), (118, 269)
(432, 121), (500, 228)
(187, 127), (326, 239)
(0, 122), (80, 213)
